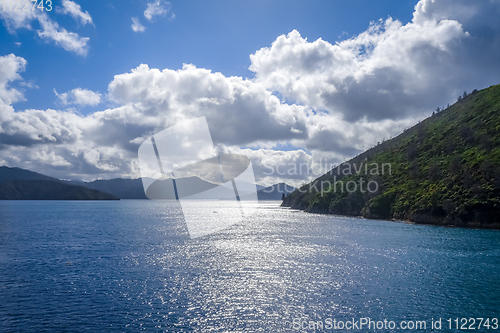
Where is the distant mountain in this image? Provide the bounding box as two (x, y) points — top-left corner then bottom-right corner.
(85, 177), (266, 200)
(146, 176), (226, 199)
(283, 84), (500, 228)
(0, 166), (119, 200)
(0, 166), (270, 200)
(0, 166), (59, 184)
(256, 183), (296, 200)
(0, 180), (119, 200)
(238, 183), (296, 201)
(82, 178), (148, 199)
(146, 176), (267, 199)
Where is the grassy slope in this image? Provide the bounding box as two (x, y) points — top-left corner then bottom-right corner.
(282, 84), (500, 228)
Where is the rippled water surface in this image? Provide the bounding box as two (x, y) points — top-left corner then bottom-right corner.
(1, 200), (499, 332)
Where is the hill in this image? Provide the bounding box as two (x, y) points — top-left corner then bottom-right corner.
(146, 177), (268, 200)
(0, 166), (267, 200)
(81, 178), (148, 199)
(0, 166), (59, 184)
(282, 84), (500, 228)
(254, 183), (296, 200)
(145, 176), (231, 199)
(0, 180), (119, 200)
(0, 167), (120, 200)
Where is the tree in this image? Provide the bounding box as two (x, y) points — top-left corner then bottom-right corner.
(281, 193), (286, 201)
(442, 199), (456, 214)
(450, 155), (462, 174)
(428, 161), (441, 181)
(479, 134), (492, 151)
(444, 139), (456, 154)
(462, 170), (475, 189)
(407, 141), (418, 161)
(409, 161), (420, 178)
(460, 125), (474, 144)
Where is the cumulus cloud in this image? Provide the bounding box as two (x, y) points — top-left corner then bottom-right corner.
(131, 17), (146, 32)
(0, 7), (90, 56)
(0, 55), (83, 147)
(237, 148), (314, 187)
(2, 0), (500, 183)
(302, 113), (417, 155)
(54, 88), (101, 107)
(0, 54), (310, 181)
(0, 56), (120, 179)
(250, 0), (500, 122)
(144, 0), (172, 21)
(58, 0), (93, 26)
(107, 63), (308, 147)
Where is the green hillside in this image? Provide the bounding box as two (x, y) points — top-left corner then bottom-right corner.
(0, 180), (120, 200)
(282, 84), (500, 228)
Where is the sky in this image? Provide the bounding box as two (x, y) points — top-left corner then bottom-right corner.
(1, 0), (500, 186)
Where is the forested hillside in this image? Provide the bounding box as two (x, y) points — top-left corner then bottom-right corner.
(283, 85), (500, 228)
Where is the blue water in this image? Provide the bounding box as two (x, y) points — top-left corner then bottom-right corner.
(0, 200), (499, 332)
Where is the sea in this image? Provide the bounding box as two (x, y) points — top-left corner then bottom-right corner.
(0, 200), (499, 332)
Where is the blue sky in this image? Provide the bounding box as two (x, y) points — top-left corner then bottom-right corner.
(1, 0), (500, 185)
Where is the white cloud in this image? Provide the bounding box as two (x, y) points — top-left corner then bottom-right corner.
(0, 8), (90, 56)
(37, 15), (89, 56)
(0, 54), (27, 106)
(54, 88), (101, 106)
(0, 9), (37, 31)
(2, 0), (500, 183)
(30, 150), (72, 167)
(144, 0), (171, 21)
(107, 63), (308, 146)
(131, 1), (173, 33)
(58, 0), (93, 26)
(250, 0), (500, 122)
(237, 148), (314, 187)
(131, 17), (146, 32)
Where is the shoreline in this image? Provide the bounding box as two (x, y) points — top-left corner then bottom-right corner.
(280, 205), (500, 230)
